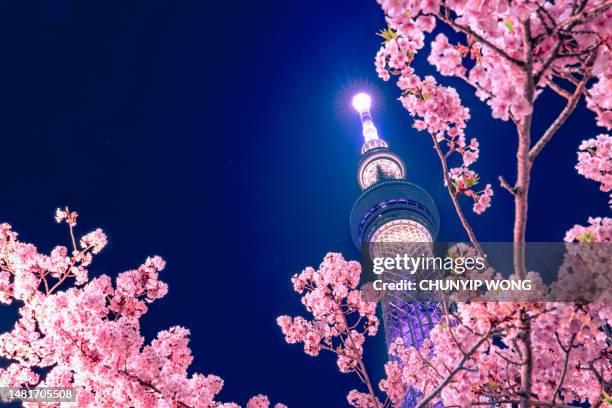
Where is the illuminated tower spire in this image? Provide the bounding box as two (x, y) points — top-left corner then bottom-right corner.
(348, 93), (442, 407)
(351, 93), (406, 189)
(352, 92), (379, 142)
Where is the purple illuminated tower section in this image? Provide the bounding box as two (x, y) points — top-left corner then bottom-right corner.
(348, 93), (442, 407)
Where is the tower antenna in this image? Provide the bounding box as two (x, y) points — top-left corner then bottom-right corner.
(352, 92), (379, 142)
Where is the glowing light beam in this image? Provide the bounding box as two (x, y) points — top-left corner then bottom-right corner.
(352, 92), (372, 113)
(352, 92), (379, 142)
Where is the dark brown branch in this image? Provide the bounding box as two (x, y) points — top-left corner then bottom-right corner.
(494, 349), (524, 366)
(558, 1), (612, 30)
(551, 333), (576, 404)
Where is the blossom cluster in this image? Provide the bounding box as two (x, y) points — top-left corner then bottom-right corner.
(551, 217), (612, 304)
(576, 134), (612, 206)
(375, 0), (612, 215)
(565, 216), (612, 243)
(377, 0), (610, 122)
(376, 299), (610, 407)
(346, 390), (382, 408)
(376, 30), (492, 214)
(587, 57), (612, 130)
(0, 210), (282, 408)
(372, 217), (612, 406)
(277, 253), (379, 404)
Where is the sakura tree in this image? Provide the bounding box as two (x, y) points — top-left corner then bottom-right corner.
(278, 243), (610, 408)
(277, 253), (381, 407)
(278, 0), (611, 407)
(0, 208), (284, 408)
(374, 0), (611, 263)
(369, 0), (611, 403)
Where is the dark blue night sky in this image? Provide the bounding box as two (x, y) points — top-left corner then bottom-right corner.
(0, 1), (609, 407)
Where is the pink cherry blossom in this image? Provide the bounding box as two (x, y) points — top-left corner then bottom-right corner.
(377, 298), (610, 407)
(564, 216), (612, 243)
(365, 1), (612, 406)
(0, 209), (279, 408)
(576, 134), (612, 206)
(374, 0), (611, 221)
(472, 183), (494, 214)
(80, 228), (108, 254)
(586, 76), (612, 130)
(346, 389), (382, 408)
(246, 395), (287, 408)
(428, 34), (465, 77)
(55, 207), (78, 227)
(278, 253), (379, 407)
(377, 361), (404, 407)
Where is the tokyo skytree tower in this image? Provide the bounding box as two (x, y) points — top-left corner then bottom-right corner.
(348, 93), (442, 406)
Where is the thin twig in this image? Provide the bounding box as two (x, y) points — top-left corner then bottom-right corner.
(528, 69), (592, 162)
(551, 333), (576, 404)
(431, 137), (485, 258)
(498, 175), (517, 196)
(437, 13), (525, 67)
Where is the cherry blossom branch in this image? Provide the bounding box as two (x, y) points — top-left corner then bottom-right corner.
(557, 1), (612, 30)
(121, 370), (194, 408)
(512, 14), (545, 282)
(432, 136), (485, 258)
(46, 244), (94, 295)
(370, 2), (612, 407)
(436, 10), (525, 67)
(529, 66), (592, 162)
(586, 357), (612, 407)
(415, 329), (500, 408)
(516, 22), (536, 408)
(535, 1), (608, 83)
(534, 38), (565, 85)
(551, 333), (576, 404)
(588, 359), (609, 387)
(340, 311), (380, 408)
(494, 350), (525, 366)
(68, 223), (78, 253)
(413, 344), (445, 380)
(498, 175), (517, 196)
(593, 383), (612, 408)
(61, 325), (195, 408)
(518, 308), (534, 408)
(544, 78), (572, 99)
(555, 68), (582, 86)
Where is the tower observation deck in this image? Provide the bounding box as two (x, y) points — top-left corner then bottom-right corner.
(348, 93), (442, 407)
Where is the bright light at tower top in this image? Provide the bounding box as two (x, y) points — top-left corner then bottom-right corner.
(352, 92), (372, 113)
(352, 92), (379, 142)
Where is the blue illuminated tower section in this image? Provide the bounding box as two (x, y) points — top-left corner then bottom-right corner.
(349, 93), (442, 405)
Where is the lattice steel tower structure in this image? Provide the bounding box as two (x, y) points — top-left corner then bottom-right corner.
(348, 93), (442, 406)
